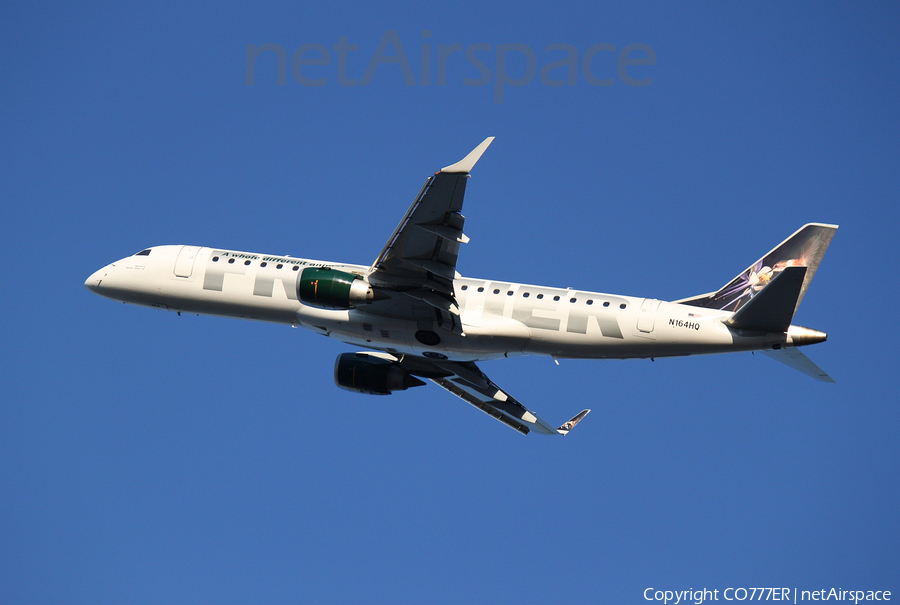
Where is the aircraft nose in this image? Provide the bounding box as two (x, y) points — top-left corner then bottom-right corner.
(85, 266), (110, 293)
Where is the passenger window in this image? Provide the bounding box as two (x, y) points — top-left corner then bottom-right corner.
(536, 294), (543, 299)
(477, 287), (484, 292)
(603, 301), (610, 307)
(461, 285), (468, 291)
(260, 262), (267, 268)
(493, 289), (500, 294)
(293, 266), (299, 271)
(244, 260), (251, 265)
(228, 258), (235, 264)
(587, 300), (593, 305)
(553, 296), (560, 301)
(276, 264), (283, 269)
(507, 291), (513, 296)
(570, 298), (577, 303)
(620, 303), (627, 309)
(522, 292), (530, 298)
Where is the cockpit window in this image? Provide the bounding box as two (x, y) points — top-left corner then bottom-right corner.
(135, 249), (151, 256)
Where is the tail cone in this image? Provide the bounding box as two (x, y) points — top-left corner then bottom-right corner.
(787, 325), (827, 346)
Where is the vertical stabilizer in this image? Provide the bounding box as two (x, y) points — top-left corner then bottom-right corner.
(679, 223), (837, 314)
(725, 266), (806, 332)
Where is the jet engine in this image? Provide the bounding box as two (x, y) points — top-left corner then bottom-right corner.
(334, 353), (426, 395)
(298, 267), (376, 310)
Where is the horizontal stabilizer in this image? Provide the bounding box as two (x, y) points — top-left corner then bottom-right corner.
(761, 348), (836, 383)
(726, 266), (806, 332)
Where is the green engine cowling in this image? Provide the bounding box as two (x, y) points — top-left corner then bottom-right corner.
(298, 267), (375, 310)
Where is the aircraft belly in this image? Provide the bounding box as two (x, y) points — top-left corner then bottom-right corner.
(165, 283), (302, 323)
(340, 310), (526, 361)
(341, 311), (414, 352)
(520, 301), (747, 359)
(455, 319), (530, 359)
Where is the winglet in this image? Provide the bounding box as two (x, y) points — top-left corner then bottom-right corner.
(440, 137), (495, 173)
(556, 409), (590, 435)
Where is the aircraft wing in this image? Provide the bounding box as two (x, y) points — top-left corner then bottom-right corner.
(398, 356), (590, 436)
(367, 138), (494, 319)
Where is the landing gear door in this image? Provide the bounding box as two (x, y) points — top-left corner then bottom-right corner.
(174, 245), (201, 278)
(635, 298), (661, 336)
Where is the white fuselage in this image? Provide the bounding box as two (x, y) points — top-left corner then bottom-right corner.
(86, 244), (791, 362)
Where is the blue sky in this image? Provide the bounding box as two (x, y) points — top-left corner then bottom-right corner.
(2, 2), (898, 603)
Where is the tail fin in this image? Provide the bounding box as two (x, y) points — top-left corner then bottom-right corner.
(726, 266), (806, 332)
(677, 223), (837, 314)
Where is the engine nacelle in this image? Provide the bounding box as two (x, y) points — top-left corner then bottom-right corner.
(334, 353), (426, 395)
(298, 267), (375, 310)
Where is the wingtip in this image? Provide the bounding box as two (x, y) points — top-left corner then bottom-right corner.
(440, 137), (495, 173)
(557, 409), (590, 435)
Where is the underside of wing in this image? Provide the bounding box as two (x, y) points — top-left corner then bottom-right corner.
(366, 138), (494, 327)
(398, 356), (590, 436)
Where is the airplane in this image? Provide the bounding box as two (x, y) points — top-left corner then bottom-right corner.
(85, 137), (837, 436)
